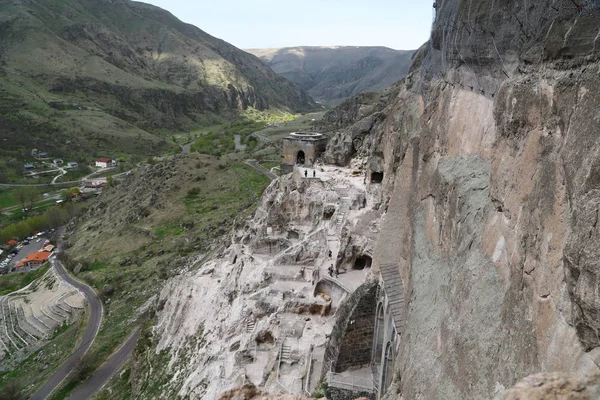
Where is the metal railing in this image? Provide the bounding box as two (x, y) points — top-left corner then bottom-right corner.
(303, 345), (314, 396)
(327, 369), (374, 393)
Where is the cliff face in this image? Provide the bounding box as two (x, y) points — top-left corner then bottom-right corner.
(320, 0), (600, 398)
(146, 1), (600, 399)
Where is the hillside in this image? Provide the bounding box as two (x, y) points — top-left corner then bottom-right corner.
(0, 0), (315, 181)
(246, 46), (414, 105)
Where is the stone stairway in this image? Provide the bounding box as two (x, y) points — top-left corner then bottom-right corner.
(281, 338), (292, 361)
(334, 197), (351, 233)
(246, 318), (256, 333)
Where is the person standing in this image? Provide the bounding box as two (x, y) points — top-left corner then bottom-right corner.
(304, 169), (308, 178)
(328, 264), (334, 277)
(313, 170), (316, 178)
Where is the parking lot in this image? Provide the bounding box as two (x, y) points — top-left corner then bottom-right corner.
(2, 236), (48, 272)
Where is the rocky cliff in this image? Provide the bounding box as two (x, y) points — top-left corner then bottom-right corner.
(246, 47), (414, 105)
(142, 1), (600, 399)
(322, 0), (600, 398)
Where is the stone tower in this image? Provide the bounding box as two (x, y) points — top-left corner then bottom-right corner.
(281, 132), (328, 174)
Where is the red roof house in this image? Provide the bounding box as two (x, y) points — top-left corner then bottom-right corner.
(16, 251), (51, 269)
(6, 239), (17, 247)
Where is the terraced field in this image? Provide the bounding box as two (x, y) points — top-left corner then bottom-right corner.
(0, 265), (85, 361)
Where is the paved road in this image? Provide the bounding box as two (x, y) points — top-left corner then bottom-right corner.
(67, 329), (140, 400)
(246, 159), (278, 181)
(0, 168), (132, 188)
(30, 251), (103, 400)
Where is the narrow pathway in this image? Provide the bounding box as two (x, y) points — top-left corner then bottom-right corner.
(246, 159), (277, 181)
(30, 239), (103, 400)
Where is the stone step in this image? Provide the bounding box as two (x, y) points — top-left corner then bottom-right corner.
(246, 319), (255, 333)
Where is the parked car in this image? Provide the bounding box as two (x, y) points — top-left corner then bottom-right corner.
(22, 240), (29, 245)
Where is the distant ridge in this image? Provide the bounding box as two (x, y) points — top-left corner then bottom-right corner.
(246, 46), (415, 105)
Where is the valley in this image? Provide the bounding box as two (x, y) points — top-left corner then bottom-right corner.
(247, 46), (415, 106)
(1, 0), (600, 399)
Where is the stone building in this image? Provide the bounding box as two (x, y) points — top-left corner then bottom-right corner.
(321, 263), (404, 400)
(281, 132), (328, 174)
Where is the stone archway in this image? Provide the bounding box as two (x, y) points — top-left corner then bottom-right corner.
(296, 150), (306, 165)
(381, 341), (395, 395)
(373, 303), (385, 365)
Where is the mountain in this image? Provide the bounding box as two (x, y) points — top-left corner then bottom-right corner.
(246, 46), (415, 105)
(0, 0), (315, 174)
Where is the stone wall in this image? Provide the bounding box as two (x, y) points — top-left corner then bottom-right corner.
(335, 286), (377, 372)
(321, 280), (378, 377)
(282, 136), (328, 166)
(327, 386), (376, 400)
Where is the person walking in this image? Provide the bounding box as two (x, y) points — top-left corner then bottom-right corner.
(313, 170), (316, 178)
(328, 250), (332, 258)
(328, 264), (334, 277)
(304, 169), (308, 178)
(335, 266), (339, 278)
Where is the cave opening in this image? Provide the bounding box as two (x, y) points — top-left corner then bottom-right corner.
(371, 171), (384, 184)
(353, 255), (372, 270)
(296, 150), (306, 165)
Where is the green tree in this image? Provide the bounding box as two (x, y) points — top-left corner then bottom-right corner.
(0, 381), (24, 400)
(25, 187), (40, 211)
(12, 187), (29, 211)
(60, 189), (71, 202)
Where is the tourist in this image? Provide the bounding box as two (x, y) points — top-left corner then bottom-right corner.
(335, 266), (339, 278)
(304, 170), (308, 178)
(328, 264), (334, 277)
(313, 170), (316, 178)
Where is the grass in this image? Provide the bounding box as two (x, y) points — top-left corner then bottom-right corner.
(260, 161), (280, 176)
(0, 264), (50, 295)
(0, 188), (18, 209)
(45, 156), (272, 399)
(252, 111), (326, 143)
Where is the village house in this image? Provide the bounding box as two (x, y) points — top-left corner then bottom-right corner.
(38, 152), (49, 159)
(15, 251), (51, 270)
(6, 239), (18, 247)
(95, 158), (116, 168)
(53, 159), (63, 165)
(24, 164), (34, 170)
(83, 178), (108, 189)
(67, 161), (78, 168)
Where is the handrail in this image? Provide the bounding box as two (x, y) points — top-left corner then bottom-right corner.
(327, 368), (374, 393)
(275, 336), (293, 394)
(304, 345), (314, 396)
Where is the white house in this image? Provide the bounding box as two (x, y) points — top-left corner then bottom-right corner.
(95, 158), (116, 168)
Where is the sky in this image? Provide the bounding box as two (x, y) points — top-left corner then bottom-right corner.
(142, 0), (433, 50)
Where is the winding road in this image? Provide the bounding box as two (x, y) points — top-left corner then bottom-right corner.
(246, 159), (278, 181)
(66, 329), (140, 400)
(30, 247), (103, 400)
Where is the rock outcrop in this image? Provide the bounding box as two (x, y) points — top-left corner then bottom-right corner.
(149, 1), (600, 399)
(317, 1), (600, 399)
(497, 372), (600, 400)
